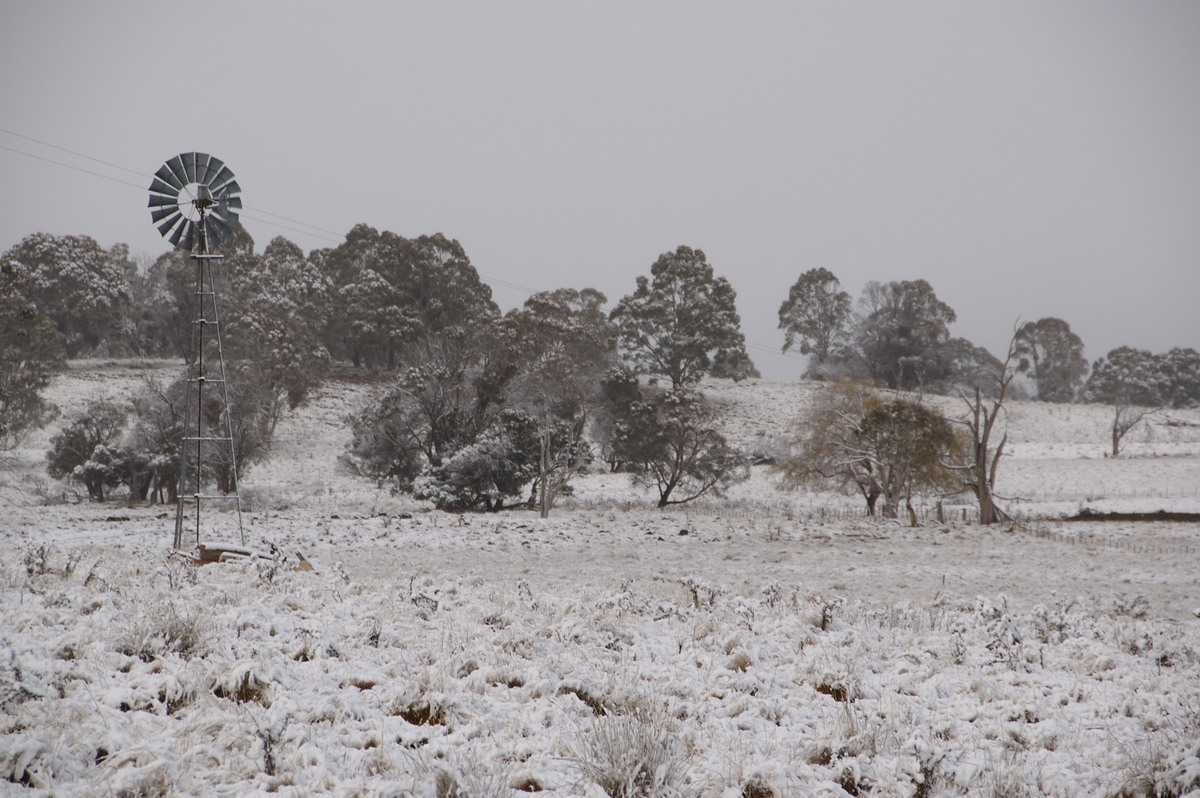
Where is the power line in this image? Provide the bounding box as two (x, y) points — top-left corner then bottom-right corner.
(0, 143), (146, 191)
(0, 126), (148, 179)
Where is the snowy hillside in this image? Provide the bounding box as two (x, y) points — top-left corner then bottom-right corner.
(2, 363), (1199, 796)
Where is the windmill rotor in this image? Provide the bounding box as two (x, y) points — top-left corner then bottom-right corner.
(147, 152), (242, 251)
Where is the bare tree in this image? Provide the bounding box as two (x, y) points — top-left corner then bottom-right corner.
(1084, 347), (1165, 457)
(955, 332), (1019, 525)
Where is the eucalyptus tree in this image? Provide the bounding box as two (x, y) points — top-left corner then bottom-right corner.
(610, 245), (756, 389)
(223, 236), (332, 427)
(1, 233), (133, 356)
(1084, 347), (1166, 456)
(610, 387), (748, 508)
(311, 225), (498, 369)
(778, 267), (852, 378)
(1015, 317), (1088, 402)
(501, 288), (617, 515)
(0, 260), (62, 451)
(851, 279), (957, 391)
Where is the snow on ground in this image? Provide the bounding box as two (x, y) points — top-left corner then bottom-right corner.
(2, 365), (1199, 796)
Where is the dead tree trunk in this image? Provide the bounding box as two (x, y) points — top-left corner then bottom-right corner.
(959, 333), (1017, 525)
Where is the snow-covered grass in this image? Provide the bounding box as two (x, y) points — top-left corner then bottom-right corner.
(2, 365), (1199, 796)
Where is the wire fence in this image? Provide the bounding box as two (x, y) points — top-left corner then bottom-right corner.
(560, 490), (1200, 557)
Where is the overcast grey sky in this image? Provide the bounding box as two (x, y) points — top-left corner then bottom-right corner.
(3, 1), (1198, 378)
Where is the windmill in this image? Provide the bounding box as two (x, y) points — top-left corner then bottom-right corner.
(149, 153), (245, 550)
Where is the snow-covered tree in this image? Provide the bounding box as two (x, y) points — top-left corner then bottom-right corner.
(345, 329), (516, 489)
(500, 288), (615, 516)
(936, 337), (1007, 399)
(1, 233), (134, 356)
(611, 246), (756, 388)
(850, 279), (957, 391)
(1158, 347), (1200, 410)
(46, 399), (127, 501)
(611, 388), (748, 507)
(412, 410), (541, 511)
(0, 260), (62, 450)
(127, 375), (187, 504)
(1014, 317), (1088, 403)
(224, 236), (332, 425)
(778, 267), (852, 379)
(311, 225), (498, 369)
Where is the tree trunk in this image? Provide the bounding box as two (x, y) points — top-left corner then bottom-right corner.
(539, 433), (551, 519)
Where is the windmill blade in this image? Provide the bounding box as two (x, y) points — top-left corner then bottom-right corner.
(208, 219), (228, 250)
(215, 192), (241, 220)
(149, 177), (179, 198)
(214, 196), (241, 226)
(181, 221), (196, 252)
(150, 205), (179, 224)
(156, 211), (182, 238)
(200, 155), (224, 185)
(165, 154), (188, 187)
(219, 180), (241, 199)
(167, 217), (188, 247)
(154, 164), (184, 191)
(209, 165), (235, 193)
(208, 215), (231, 240)
(149, 193), (180, 208)
(194, 153), (213, 185)
(183, 152), (199, 183)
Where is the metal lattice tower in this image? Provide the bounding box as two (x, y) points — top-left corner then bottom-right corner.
(147, 153), (245, 549)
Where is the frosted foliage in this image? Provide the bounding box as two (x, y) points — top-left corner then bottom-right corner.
(1, 233), (132, 356)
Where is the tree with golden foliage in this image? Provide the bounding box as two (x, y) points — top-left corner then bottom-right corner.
(778, 381), (963, 523)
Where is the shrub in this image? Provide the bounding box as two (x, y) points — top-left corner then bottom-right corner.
(571, 715), (690, 798)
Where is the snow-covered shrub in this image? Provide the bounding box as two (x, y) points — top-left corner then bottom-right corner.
(208, 660), (272, 706)
(431, 747), (513, 798)
(413, 410), (540, 511)
(1112, 714), (1200, 798)
(115, 603), (206, 662)
(570, 715), (691, 798)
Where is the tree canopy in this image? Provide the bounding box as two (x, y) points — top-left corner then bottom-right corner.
(610, 246), (756, 388)
(0, 259), (62, 450)
(778, 267), (852, 378)
(2, 233), (132, 357)
(310, 225), (499, 369)
(851, 279), (957, 391)
(1015, 317), (1088, 402)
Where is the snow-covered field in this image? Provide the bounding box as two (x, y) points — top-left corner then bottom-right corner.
(2, 361), (1199, 797)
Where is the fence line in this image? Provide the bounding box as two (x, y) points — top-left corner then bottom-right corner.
(559, 496), (1198, 557)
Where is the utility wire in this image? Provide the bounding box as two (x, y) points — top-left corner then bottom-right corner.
(0, 143), (146, 191)
(0, 127), (147, 179)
